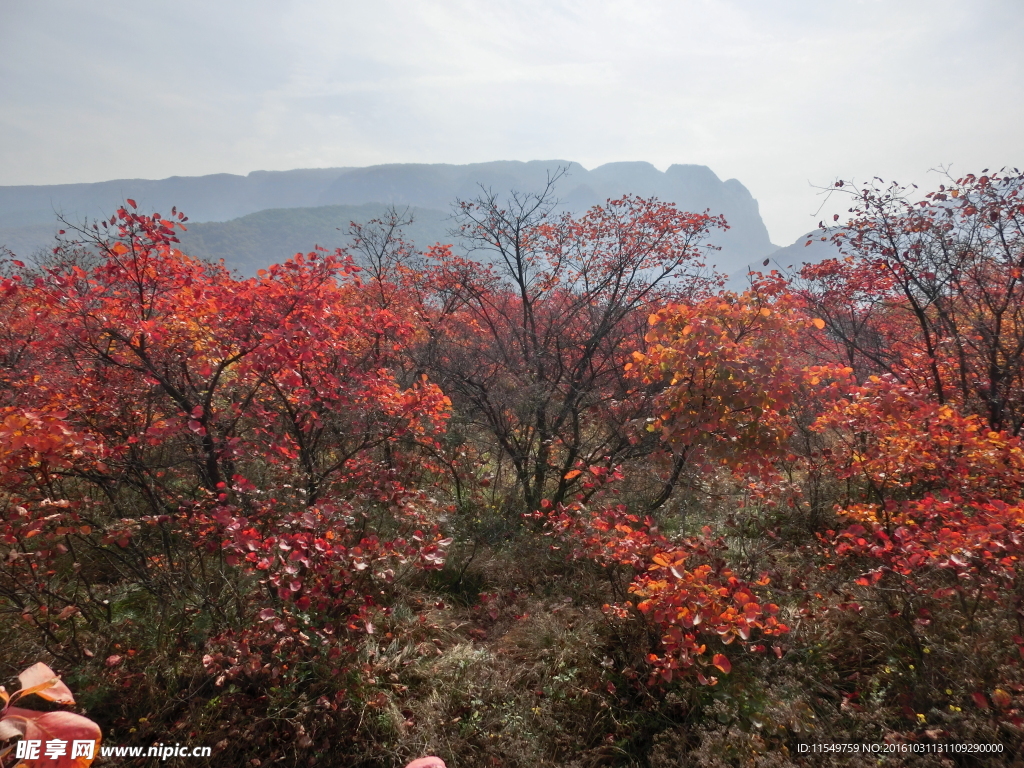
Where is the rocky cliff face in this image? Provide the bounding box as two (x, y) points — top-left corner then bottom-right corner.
(0, 161), (776, 274)
(312, 161), (774, 272)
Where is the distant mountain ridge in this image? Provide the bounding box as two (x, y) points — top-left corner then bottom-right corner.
(0, 167), (354, 228)
(178, 204), (453, 277)
(723, 229), (843, 290)
(0, 160), (778, 275)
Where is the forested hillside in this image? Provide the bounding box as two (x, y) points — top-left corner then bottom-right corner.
(2, 170), (1023, 767)
(176, 204), (451, 277)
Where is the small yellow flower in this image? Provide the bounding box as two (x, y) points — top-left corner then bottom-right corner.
(916, 713), (926, 723)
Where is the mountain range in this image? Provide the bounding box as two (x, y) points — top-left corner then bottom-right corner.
(0, 160), (835, 276)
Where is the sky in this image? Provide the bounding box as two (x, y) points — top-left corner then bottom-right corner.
(1, 0), (1022, 246)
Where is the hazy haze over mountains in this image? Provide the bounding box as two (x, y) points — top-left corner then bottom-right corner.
(0, 160), (792, 276)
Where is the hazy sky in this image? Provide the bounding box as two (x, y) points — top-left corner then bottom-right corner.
(2, 0), (1021, 245)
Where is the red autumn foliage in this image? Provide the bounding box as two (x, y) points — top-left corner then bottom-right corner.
(3, 169), (1024, 760)
(538, 468), (788, 685)
(419, 179), (726, 510)
(0, 204), (451, 682)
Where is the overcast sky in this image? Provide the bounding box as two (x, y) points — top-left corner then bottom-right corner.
(1, 0), (1021, 245)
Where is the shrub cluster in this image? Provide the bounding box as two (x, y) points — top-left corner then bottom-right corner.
(2, 171), (1024, 766)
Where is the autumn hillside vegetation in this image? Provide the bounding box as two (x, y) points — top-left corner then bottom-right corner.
(3, 170), (1024, 767)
